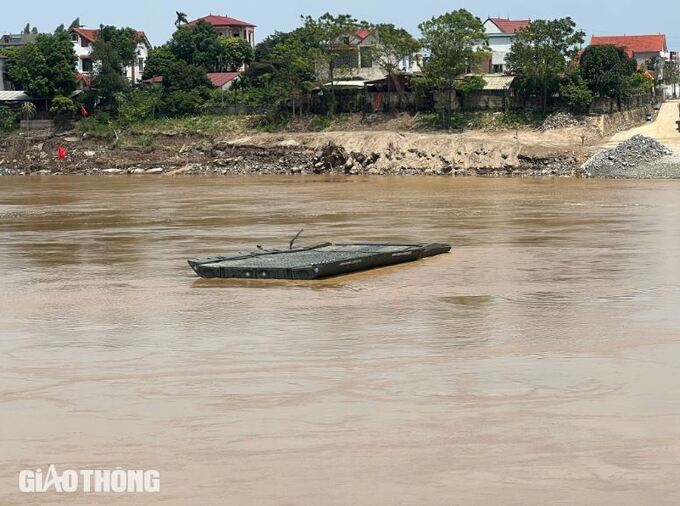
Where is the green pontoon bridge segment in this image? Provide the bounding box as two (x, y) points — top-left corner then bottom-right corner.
(189, 242), (451, 280)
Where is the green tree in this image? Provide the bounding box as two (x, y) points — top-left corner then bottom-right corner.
(169, 21), (220, 70)
(142, 46), (179, 79)
(217, 37), (254, 72)
(300, 13), (365, 110)
(0, 106), (19, 133)
(50, 95), (77, 127)
(69, 18), (81, 29)
(163, 90), (205, 115)
(21, 101), (37, 139)
(23, 23), (31, 35)
(419, 9), (489, 126)
(580, 44), (637, 100)
(91, 26), (139, 106)
(624, 72), (654, 96)
(162, 59), (211, 93)
(5, 31), (77, 98)
(559, 70), (593, 113)
(244, 24), (323, 116)
(255, 32), (293, 62)
(175, 12), (188, 28)
(117, 87), (164, 124)
(266, 33), (318, 116)
(373, 24), (421, 110)
(506, 18), (585, 112)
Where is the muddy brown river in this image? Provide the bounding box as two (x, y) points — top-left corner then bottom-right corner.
(2, 176), (680, 504)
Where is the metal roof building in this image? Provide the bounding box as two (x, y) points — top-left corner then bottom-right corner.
(0, 90), (32, 102)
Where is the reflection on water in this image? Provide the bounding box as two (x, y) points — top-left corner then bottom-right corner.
(1, 176), (680, 504)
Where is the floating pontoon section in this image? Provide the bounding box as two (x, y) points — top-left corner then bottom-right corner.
(188, 242), (451, 280)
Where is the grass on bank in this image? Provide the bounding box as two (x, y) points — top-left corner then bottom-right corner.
(69, 110), (550, 146)
(416, 110), (548, 130)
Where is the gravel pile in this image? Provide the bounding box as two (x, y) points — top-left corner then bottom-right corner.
(583, 135), (673, 178)
(541, 112), (585, 130)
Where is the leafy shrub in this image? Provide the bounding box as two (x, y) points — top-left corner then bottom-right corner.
(253, 111), (290, 132)
(79, 112), (117, 139)
(162, 90), (205, 116)
(50, 95), (77, 127)
(559, 73), (594, 114)
(0, 106), (19, 132)
(624, 72), (654, 96)
(308, 115), (332, 131)
(117, 88), (163, 125)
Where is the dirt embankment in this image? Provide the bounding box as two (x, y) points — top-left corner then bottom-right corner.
(0, 128), (596, 178)
(0, 110), (651, 178)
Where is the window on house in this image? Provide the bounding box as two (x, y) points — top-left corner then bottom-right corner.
(493, 64), (504, 73)
(71, 33), (78, 42)
(82, 39), (90, 48)
(138, 58), (144, 72)
(82, 59), (93, 72)
(333, 48), (359, 68)
(360, 47), (373, 68)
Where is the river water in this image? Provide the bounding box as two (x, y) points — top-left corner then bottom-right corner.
(1, 176), (680, 504)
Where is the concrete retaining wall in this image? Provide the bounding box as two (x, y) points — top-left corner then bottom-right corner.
(588, 108), (648, 137)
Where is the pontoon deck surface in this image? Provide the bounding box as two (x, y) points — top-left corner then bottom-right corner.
(189, 242), (451, 280)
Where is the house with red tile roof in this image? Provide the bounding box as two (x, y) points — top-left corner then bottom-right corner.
(590, 34), (673, 89)
(188, 14), (256, 48)
(69, 26), (151, 84)
(207, 72), (241, 90)
(590, 34), (669, 64)
(143, 72), (241, 91)
(481, 17), (531, 74)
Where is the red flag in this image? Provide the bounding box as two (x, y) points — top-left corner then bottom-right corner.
(80, 104), (89, 117)
(57, 147), (67, 160)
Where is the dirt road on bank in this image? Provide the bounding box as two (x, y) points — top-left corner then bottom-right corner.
(607, 100), (680, 146)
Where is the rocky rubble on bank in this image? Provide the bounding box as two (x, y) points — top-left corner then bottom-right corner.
(583, 134), (678, 178)
(541, 112), (586, 130)
(0, 132), (586, 178)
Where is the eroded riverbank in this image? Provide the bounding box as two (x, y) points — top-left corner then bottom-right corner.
(0, 127), (592, 177)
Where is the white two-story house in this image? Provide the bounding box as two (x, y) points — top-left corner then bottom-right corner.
(320, 29), (422, 83)
(481, 17), (530, 74)
(69, 26), (151, 84)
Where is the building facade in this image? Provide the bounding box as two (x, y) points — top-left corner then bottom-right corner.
(481, 17), (530, 74)
(0, 33), (38, 50)
(0, 55), (8, 91)
(69, 27), (151, 83)
(0, 33), (38, 91)
(320, 29), (422, 83)
(188, 15), (256, 48)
